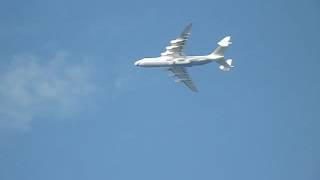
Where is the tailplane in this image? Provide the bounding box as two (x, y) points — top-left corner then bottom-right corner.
(219, 59), (234, 71)
(209, 36), (234, 71)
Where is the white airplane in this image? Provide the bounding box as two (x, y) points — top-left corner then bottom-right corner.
(134, 23), (234, 92)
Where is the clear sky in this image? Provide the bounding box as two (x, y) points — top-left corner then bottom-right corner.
(0, 0), (319, 180)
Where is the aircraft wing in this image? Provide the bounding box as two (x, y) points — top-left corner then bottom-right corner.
(168, 66), (198, 92)
(161, 23), (192, 57)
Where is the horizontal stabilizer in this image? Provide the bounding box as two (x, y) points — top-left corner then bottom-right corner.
(226, 59), (234, 67)
(218, 59), (234, 71)
(219, 65), (231, 71)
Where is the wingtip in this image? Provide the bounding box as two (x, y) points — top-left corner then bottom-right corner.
(191, 88), (198, 92)
(186, 23), (192, 29)
(184, 22), (192, 30)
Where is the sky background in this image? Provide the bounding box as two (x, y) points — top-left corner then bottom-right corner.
(0, 0), (320, 180)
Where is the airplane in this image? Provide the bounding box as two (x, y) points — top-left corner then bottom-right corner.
(134, 23), (234, 92)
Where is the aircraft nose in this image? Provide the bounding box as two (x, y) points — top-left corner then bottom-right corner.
(134, 60), (140, 66)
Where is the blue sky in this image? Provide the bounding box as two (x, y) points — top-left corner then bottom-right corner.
(0, 0), (319, 180)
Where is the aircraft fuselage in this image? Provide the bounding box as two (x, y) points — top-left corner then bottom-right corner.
(134, 55), (223, 68)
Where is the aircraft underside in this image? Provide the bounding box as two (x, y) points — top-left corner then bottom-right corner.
(136, 57), (213, 68)
(134, 23), (234, 92)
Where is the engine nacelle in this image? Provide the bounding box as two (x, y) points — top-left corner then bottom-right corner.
(170, 38), (185, 44)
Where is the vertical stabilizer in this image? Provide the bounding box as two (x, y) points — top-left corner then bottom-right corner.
(210, 36), (232, 56)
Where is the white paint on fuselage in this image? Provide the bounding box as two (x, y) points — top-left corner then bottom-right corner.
(134, 55), (224, 68)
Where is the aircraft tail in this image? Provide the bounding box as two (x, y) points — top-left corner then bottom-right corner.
(210, 36), (232, 56)
(219, 59), (234, 71)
